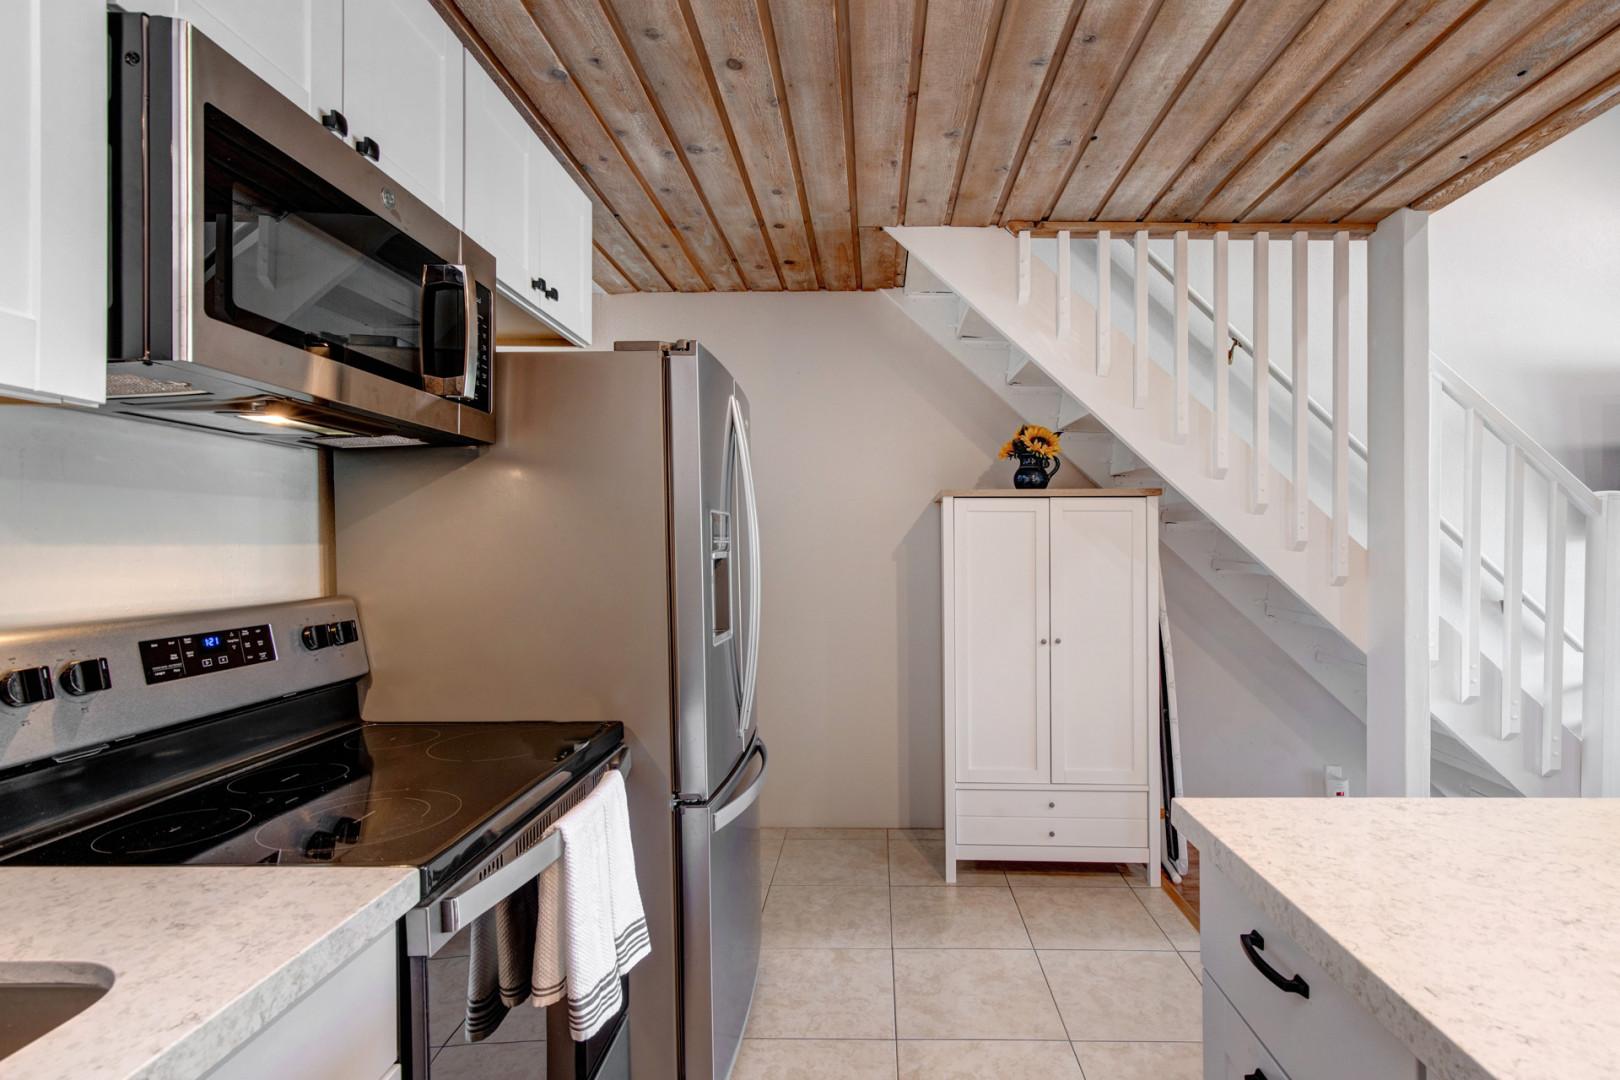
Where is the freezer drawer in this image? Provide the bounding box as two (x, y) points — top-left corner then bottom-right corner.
(678, 738), (767, 1080)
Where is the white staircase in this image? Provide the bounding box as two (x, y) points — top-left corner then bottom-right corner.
(887, 225), (1611, 797)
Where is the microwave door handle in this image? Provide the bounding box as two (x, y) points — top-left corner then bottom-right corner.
(419, 264), (473, 400)
(729, 395), (762, 737)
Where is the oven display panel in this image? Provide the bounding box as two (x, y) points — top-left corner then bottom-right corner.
(138, 624), (277, 684)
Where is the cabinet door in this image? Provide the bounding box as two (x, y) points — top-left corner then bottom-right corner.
(0, 0), (105, 405)
(1050, 498), (1148, 785)
(463, 57), (537, 301)
(169, 0), (343, 120)
(953, 499), (1050, 784)
(533, 148), (594, 343)
(342, 0), (465, 226)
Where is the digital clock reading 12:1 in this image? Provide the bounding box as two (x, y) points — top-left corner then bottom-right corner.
(203, 635), (222, 648)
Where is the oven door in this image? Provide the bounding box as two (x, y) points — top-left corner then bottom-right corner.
(109, 14), (494, 446)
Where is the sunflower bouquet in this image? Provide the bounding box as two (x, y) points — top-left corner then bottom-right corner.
(998, 424), (1061, 460)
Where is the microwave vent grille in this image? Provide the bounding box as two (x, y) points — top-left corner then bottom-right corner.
(107, 373), (207, 399)
(307, 434), (430, 448)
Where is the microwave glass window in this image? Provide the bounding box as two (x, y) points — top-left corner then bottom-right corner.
(200, 106), (440, 390)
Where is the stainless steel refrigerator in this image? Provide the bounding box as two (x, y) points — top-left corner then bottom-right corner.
(334, 340), (766, 1080)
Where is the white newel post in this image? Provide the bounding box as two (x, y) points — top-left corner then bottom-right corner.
(1367, 209), (1431, 796)
(1583, 492), (1620, 796)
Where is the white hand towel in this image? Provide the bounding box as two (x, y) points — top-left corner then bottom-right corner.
(531, 768), (651, 1040)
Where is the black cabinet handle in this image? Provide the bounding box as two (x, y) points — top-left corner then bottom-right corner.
(321, 109), (348, 136)
(1240, 930), (1309, 998)
(531, 277), (546, 292)
(354, 136), (380, 161)
(1245, 1071), (1269, 1080)
(546, 286), (560, 301)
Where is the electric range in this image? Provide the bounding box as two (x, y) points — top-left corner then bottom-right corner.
(0, 597), (628, 1079)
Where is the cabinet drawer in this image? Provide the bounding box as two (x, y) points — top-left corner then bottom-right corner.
(1202, 865), (1420, 1080)
(956, 815), (1147, 848)
(957, 789), (1146, 819)
(1204, 976), (1290, 1080)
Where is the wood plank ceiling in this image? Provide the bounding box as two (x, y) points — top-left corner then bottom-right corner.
(441, 0), (1620, 293)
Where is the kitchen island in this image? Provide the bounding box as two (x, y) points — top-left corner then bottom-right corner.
(1172, 798), (1620, 1080)
(0, 866), (416, 1080)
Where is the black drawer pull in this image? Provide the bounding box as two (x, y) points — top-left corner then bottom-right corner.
(355, 135), (380, 161)
(1245, 1071), (1268, 1080)
(1240, 930), (1309, 998)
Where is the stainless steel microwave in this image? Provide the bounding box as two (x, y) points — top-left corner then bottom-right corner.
(107, 13), (495, 448)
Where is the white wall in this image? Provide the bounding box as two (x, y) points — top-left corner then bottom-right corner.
(1162, 546), (1367, 797)
(1430, 106), (1620, 491)
(0, 402), (322, 629)
(592, 291), (1090, 827)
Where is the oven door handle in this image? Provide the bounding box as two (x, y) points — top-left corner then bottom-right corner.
(435, 747), (631, 937)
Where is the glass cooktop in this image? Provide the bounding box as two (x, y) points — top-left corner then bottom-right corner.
(6, 719), (622, 896)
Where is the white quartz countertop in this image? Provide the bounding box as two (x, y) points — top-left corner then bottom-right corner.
(1172, 798), (1620, 1080)
(0, 866), (418, 1080)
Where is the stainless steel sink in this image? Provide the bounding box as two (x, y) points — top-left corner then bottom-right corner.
(0, 964), (114, 1061)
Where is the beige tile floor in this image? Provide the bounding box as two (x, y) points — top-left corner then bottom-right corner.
(741, 828), (1203, 1080)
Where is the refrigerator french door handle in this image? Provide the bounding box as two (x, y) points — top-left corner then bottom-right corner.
(711, 739), (768, 833)
(729, 395), (762, 737)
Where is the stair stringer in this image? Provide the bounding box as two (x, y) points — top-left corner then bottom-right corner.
(889, 225), (1366, 652)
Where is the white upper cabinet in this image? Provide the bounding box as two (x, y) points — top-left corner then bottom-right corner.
(1049, 498), (1149, 785)
(0, 0), (105, 404)
(463, 59), (537, 300)
(342, 0), (465, 227)
(952, 499), (1051, 784)
(533, 148), (593, 343)
(171, 0), (342, 120)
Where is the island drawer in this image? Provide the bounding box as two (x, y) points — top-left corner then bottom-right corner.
(1204, 975), (1291, 1080)
(956, 789), (1146, 819)
(955, 814), (1147, 848)
(1202, 864), (1420, 1080)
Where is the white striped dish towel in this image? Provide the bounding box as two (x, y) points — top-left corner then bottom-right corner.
(530, 768), (650, 1040)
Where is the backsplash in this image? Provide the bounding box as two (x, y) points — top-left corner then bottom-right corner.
(0, 401), (321, 630)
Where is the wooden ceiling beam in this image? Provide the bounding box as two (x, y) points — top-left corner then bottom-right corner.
(1300, 0), (1620, 220)
(1149, 0), (1407, 221)
(684, 0), (820, 289)
(1355, 23), (1620, 219)
(1243, 0), (1596, 221)
(1197, 0), (1474, 221)
(527, 0), (746, 290)
(949, 0), (1081, 226)
(1100, 0), (1324, 221)
(850, 0), (925, 288)
(453, 0), (703, 290)
(602, 0), (784, 290)
(1000, 0), (1158, 224)
(904, 0), (1006, 225)
(1005, 220), (1376, 238)
(1050, 0), (1240, 222)
(769, 0), (858, 289)
(1414, 60), (1620, 211)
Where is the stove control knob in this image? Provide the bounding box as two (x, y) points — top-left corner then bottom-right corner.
(332, 816), (362, 844)
(301, 624), (331, 651)
(59, 658), (112, 697)
(304, 829), (337, 861)
(0, 666), (55, 708)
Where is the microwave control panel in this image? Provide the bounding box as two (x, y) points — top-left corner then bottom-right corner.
(138, 624), (277, 684)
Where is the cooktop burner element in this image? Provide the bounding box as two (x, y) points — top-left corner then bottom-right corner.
(426, 728), (570, 763)
(252, 790), (464, 854)
(90, 807), (256, 856)
(226, 761), (352, 795)
(344, 726), (440, 752)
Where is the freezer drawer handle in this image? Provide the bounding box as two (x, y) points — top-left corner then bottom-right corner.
(712, 740), (768, 833)
(1240, 930), (1310, 998)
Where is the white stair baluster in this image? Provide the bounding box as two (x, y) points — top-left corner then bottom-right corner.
(1459, 406), (1483, 702)
(1093, 230), (1108, 372)
(1017, 230), (1031, 306)
(1500, 444), (1525, 737)
(1212, 231), (1229, 478)
(1330, 230), (1349, 586)
(1133, 230), (1149, 409)
(1290, 231), (1308, 550)
(1251, 233), (1269, 512)
(1174, 230), (1190, 442)
(1057, 229), (1072, 338)
(1542, 483), (1568, 775)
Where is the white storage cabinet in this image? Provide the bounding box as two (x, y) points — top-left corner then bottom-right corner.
(941, 491), (1161, 885)
(0, 0), (106, 404)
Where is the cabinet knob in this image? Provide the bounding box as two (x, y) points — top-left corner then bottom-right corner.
(1054, 637), (1062, 644)
(354, 136), (380, 162)
(1048, 830), (1055, 838)
(1048, 801), (1055, 809)
(1039, 638), (1048, 645)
